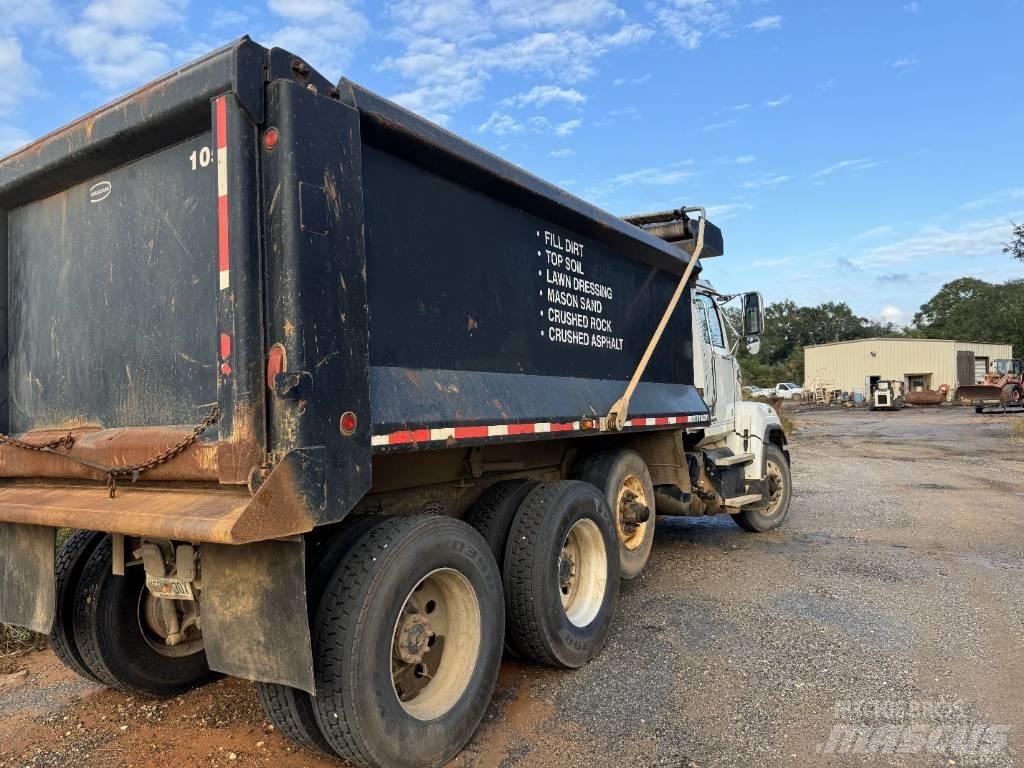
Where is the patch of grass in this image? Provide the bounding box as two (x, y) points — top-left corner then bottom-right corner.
(780, 409), (796, 436)
(1010, 417), (1024, 440)
(0, 623), (43, 658)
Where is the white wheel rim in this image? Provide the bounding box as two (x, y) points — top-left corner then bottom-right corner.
(559, 518), (607, 628)
(391, 568), (481, 721)
(764, 459), (786, 516)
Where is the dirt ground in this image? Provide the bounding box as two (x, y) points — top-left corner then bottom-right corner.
(0, 406), (1021, 768)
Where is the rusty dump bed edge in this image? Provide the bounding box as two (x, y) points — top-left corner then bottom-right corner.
(0, 482), (313, 545)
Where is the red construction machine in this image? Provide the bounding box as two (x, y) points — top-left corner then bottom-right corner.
(957, 359), (1024, 411)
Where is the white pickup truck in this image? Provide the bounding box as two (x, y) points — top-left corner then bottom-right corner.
(774, 382), (805, 399)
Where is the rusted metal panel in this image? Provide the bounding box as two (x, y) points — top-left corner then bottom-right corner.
(201, 538), (314, 693)
(0, 476), (315, 545)
(0, 426), (218, 481)
(0, 522), (55, 633)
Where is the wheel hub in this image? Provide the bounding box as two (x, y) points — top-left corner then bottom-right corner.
(558, 552), (576, 594)
(395, 612), (432, 665)
(616, 475), (650, 551)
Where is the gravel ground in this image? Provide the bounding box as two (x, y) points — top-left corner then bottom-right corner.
(0, 406), (1021, 767)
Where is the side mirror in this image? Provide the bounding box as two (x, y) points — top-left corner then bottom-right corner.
(741, 292), (764, 337)
(745, 336), (761, 356)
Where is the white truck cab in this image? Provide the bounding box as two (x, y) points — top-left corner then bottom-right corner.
(688, 280), (791, 529)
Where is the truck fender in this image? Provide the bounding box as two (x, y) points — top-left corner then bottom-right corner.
(733, 401), (787, 481)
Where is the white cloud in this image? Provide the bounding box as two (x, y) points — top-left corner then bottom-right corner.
(612, 73), (652, 86)
(742, 173), (789, 190)
(64, 26), (173, 90)
(706, 202), (753, 222)
(903, 2), (919, 12)
(267, 0), (370, 79)
(388, 0), (489, 39)
(385, 21), (651, 124)
(735, 155), (756, 164)
(960, 188), (1024, 211)
(0, 0), (57, 26)
(747, 15), (782, 32)
(652, 0), (730, 49)
(877, 304), (910, 325)
(732, 103), (751, 111)
(212, 9), (249, 27)
(764, 94), (791, 108)
(890, 56), (917, 70)
(855, 214), (1022, 269)
(501, 85), (586, 108)
(478, 111), (526, 135)
(812, 158), (880, 177)
(82, 0), (186, 30)
(488, 0), (626, 29)
(60, 0), (190, 90)
(855, 225), (895, 240)
(584, 160), (693, 203)
(554, 118), (582, 136)
(478, 113), (581, 137)
(0, 37), (36, 114)
(694, 119), (738, 133)
(549, 148), (576, 158)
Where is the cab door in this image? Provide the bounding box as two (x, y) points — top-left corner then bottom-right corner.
(694, 293), (738, 430)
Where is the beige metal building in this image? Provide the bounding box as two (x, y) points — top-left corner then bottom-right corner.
(804, 338), (1013, 399)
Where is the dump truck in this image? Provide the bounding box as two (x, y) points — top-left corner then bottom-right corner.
(0, 38), (790, 768)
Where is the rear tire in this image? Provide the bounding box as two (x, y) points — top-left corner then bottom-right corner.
(504, 481), (620, 668)
(465, 479), (539, 657)
(256, 515), (382, 756)
(313, 515), (504, 768)
(732, 444), (791, 533)
(573, 450), (655, 579)
(50, 529), (106, 684)
(72, 537), (213, 697)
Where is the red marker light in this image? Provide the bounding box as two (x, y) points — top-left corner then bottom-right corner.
(266, 343), (286, 390)
(263, 127), (279, 151)
(340, 411), (358, 436)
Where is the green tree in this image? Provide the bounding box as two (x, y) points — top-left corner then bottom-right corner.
(912, 277), (1024, 356)
(1004, 222), (1024, 262)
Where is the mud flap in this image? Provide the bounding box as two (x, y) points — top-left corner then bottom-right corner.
(0, 523), (55, 634)
(200, 538), (315, 694)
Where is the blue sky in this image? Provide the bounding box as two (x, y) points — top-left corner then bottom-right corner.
(2, 0), (1022, 326)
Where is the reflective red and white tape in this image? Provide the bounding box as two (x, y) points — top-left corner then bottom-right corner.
(215, 95), (230, 292)
(371, 413), (709, 447)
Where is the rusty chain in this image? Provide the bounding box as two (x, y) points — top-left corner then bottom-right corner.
(0, 405), (219, 498)
(0, 431), (76, 452)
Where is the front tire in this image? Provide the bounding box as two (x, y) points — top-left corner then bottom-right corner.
(72, 537), (214, 697)
(733, 444), (792, 532)
(313, 515), (504, 768)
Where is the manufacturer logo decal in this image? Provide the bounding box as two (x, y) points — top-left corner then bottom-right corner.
(89, 180), (112, 203)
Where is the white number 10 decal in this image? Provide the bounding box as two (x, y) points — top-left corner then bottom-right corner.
(190, 146), (213, 170)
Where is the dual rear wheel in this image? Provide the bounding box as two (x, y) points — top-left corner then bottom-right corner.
(51, 533), (214, 697)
